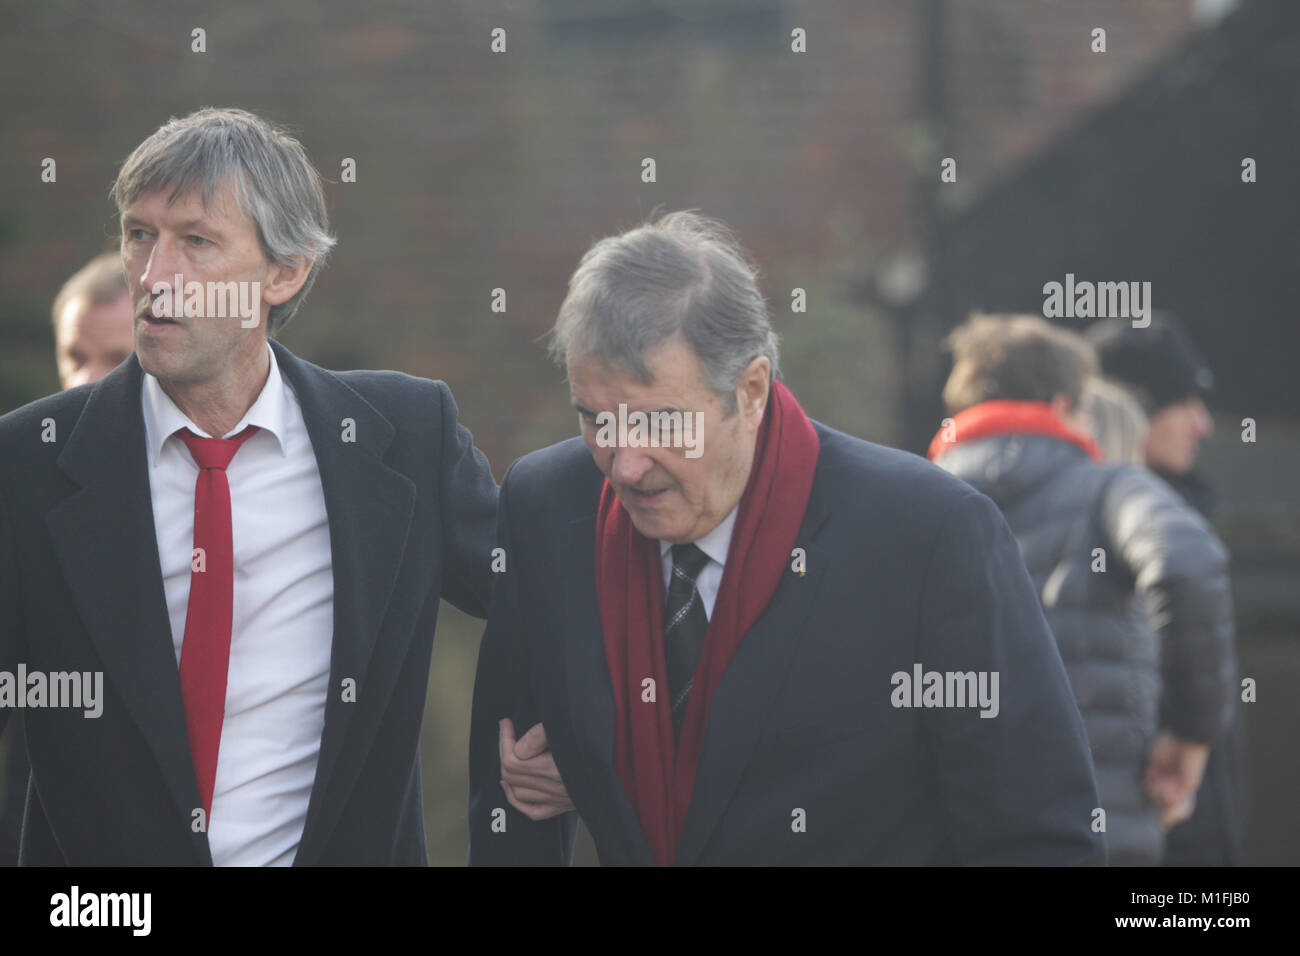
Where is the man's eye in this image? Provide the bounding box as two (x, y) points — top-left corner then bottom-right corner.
(126, 228), (149, 241)
(186, 235), (209, 247)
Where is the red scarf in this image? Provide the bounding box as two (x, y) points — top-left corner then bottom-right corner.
(594, 380), (819, 866)
(927, 399), (1102, 462)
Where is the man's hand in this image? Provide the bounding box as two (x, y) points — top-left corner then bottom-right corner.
(1161, 792), (1196, 830)
(498, 718), (576, 822)
(1143, 731), (1210, 814)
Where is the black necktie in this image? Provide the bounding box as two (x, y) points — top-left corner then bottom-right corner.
(665, 542), (710, 743)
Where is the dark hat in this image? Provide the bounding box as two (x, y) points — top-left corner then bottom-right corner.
(1085, 314), (1214, 413)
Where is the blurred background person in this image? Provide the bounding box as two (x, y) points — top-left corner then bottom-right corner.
(1079, 377), (1197, 828)
(1087, 315), (1247, 867)
(930, 313), (1237, 865)
(1087, 316), (1216, 511)
(1081, 377), (1149, 467)
(51, 251), (134, 391)
(0, 251), (133, 865)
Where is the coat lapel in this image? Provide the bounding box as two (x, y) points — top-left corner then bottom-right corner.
(270, 342), (417, 865)
(44, 357), (209, 863)
(562, 514), (657, 866)
(673, 479), (832, 867)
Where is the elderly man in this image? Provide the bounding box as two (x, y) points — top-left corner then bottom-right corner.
(468, 212), (1104, 866)
(0, 107), (498, 865)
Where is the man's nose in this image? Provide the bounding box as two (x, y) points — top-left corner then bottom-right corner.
(1193, 399), (1213, 437)
(139, 236), (181, 301)
(610, 447), (655, 486)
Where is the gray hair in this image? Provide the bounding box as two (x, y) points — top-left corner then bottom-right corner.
(111, 107), (336, 334)
(548, 210), (780, 414)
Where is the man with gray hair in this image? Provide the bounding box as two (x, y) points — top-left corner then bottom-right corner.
(469, 211), (1104, 865)
(0, 107), (500, 864)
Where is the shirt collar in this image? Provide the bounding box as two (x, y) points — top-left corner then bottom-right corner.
(659, 503), (740, 569)
(142, 341), (290, 465)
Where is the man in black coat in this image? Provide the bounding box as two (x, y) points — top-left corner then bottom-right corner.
(1088, 316), (1247, 867)
(0, 108), (498, 865)
(468, 212), (1104, 865)
(1, 252), (137, 866)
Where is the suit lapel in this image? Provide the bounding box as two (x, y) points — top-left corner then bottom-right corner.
(271, 341), (417, 865)
(44, 357), (209, 862)
(673, 481), (832, 866)
(562, 514), (657, 866)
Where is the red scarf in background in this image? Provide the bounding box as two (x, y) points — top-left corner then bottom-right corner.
(594, 379), (819, 866)
(927, 399), (1102, 463)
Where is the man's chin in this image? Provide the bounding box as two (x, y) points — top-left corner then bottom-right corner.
(629, 513), (707, 546)
(135, 342), (192, 384)
(625, 509), (679, 543)
(134, 345), (170, 378)
(1151, 450), (1196, 475)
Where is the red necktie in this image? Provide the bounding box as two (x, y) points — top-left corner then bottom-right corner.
(176, 425), (260, 821)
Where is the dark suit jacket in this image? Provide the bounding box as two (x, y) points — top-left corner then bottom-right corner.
(469, 421), (1105, 865)
(0, 340), (498, 865)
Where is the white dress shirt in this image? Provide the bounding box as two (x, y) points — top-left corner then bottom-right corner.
(658, 506), (739, 621)
(141, 343), (333, 866)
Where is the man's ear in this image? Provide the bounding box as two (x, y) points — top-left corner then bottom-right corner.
(736, 355), (771, 425)
(262, 255), (314, 307)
